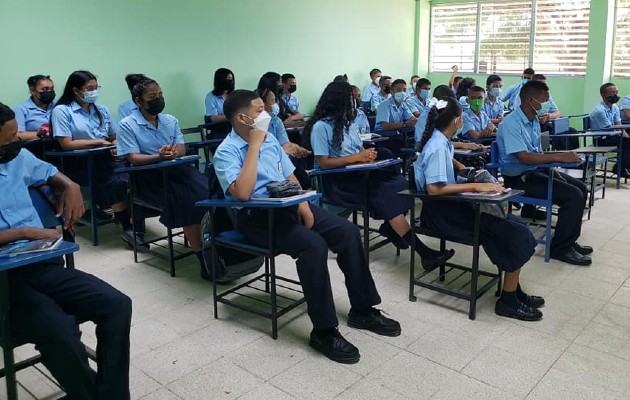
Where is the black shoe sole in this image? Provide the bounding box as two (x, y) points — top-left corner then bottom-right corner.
(495, 306), (542, 322)
(309, 341), (360, 364)
(550, 255), (592, 266)
(347, 320), (401, 337)
(422, 249), (455, 271)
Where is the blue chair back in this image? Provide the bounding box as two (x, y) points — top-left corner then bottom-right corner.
(490, 141), (499, 163)
(29, 187), (61, 229)
(549, 117), (570, 135)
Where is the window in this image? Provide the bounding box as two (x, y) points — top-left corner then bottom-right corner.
(429, 0), (591, 76)
(613, 0), (630, 77)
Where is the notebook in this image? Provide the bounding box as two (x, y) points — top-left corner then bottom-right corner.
(0, 237), (63, 258)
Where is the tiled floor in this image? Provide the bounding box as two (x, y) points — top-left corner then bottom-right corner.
(3, 183), (630, 399)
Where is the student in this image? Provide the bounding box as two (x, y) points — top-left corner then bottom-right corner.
(305, 81), (454, 267)
(256, 71), (282, 101)
(370, 75), (392, 112)
(375, 78), (417, 131)
(117, 78), (222, 281)
(511, 74), (560, 124)
(14, 75), (56, 141)
(205, 67), (235, 123)
(0, 102), (131, 399)
(406, 78), (431, 119)
(589, 82), (630, 176)
(213, 89), (402, 364)
(455, 77), (476, 111)
(502, 67), (535, 110)
(413, 97), (544, 321)
(407, 74), (420, 97)
(50, 70), (138, 247)
(280, 73), (304, 126)
(117, 73), (146, 124)
(483, 74), (504, 125)
(620, 91), (630, 121)
(462, 86), (496, 140)
(448, 65), (462, 95)
(361, 68), (382, 104)
(351, 85), (370, 133)
(497, 81), (592, 266)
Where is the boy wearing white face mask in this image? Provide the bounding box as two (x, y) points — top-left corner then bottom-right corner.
(375, 79), (417, 132)
(361, 68), (382, 106)
(484, 74), (505, 125)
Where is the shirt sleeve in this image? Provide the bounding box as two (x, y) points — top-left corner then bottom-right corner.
(310, 122), (332, 156)
(173, 119), (185, 145)
(614, 106), (622, 123)
(361, 86), (371, 102)
(423, 147), (451, 186)
(205, 93), (218, 116)
(620, 96), (630, 111)
(14, 105), (27, 132)
(548, 96), (559, 113)
(22, 150), (58, 186)
(278, 143), (296, 179)
(462, 112), (476, 137)
(402, 104), (413, 121)
(116, 119), (141, 156)
(100, 106), (115, 136)
(213, 144), (243, 196)
(375, 101), (391, 124)
(589, 107), (610, 129)
(270, 117), (289, 146)
(51, 106), (73, 138)
(501, 122), (530, 156)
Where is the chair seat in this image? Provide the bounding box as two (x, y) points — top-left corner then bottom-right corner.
(215, 230), (276, 257)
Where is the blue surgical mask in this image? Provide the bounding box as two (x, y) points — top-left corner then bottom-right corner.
(490, 87), (502, 98)
(419, 89), (430, 100)
(271, 103), (280, 116)
(393, 92), (407, 104)
(521, 78), (529, 85)
(532, 99), (551, 116)
(82, 89), (99, 104)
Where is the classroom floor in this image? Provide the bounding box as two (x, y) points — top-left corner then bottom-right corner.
(3, 182), (630, 400)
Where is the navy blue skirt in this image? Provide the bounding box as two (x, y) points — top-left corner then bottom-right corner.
(133, 164), (208, 228)
(63, 154), (128, 209)
(420, 200), (536, 272)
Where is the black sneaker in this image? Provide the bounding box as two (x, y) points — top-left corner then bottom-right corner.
(495, 299), (543, 321)
(200, 266), (234, 284)
(347, 308), (401, 337)
(309, 328), (360, 364)
(121, 229), (150, 252)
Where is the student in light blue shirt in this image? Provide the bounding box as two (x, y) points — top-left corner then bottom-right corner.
(51, 70), (135, 246)
(455, 77), (476, 111)
(361, 68), (382, 104)
(484, 74), (504, 125)
(214, 89), (402, 363)
(620, 93), (630, 121)
(14, 75), (57, 141)
(413, 96), (542, 322)
(407, 75), (420, 98)
(370, 76), (392, 112)
(205, 67), (234, 123)
(351, 85), (370, 133)
(501, 67), (535, 110)
(279, 73), (304, 127)
(462, 86), (496, 140)
(375, 79), (416, 132)
(117, 73), (146, 125)
(511, 74), (560, 125)
(406, 78), (431, 119)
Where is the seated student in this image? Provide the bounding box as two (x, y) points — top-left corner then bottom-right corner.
(14, 75), (56, 142)
(413, 97), (543, 321)
(511, 74), (560, 125)
(455, 77), (476, 111)
(620, 91), (630, 121)
(375, 78), (417, 131)
(305, 81), (454, 266)
(117, 73), (146, 125)
(213, 89), (402, 364)
(370, 75), (392, 112)
(117, 78), (222, 281)
(280, 73), (304, 126)
(406, 78), (431, 119)
(462, 86), (496, 140)
(502, 67), (535, 110)
(351, 85), (370, 133)
(589, 82), (630, 176)
(497, 81), (593, 266)
(361, 68), (382, 105)
(448, 65), (462, 96)
(50, 70), (139, 247)
(407, 75), (420, 97)
(483, 74), (504, 125)
(205, 67), (235, 123)
(0, 102), (132, 399)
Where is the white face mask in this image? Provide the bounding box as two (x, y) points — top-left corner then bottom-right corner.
(243, 110), (272, 132)
(271, 103), (280, 116)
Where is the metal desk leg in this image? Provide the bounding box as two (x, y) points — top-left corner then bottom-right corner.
(87, 155), (98, 246)
(617, 141), (623, 189)
(469, 203), (481, 320)
(0, 271), (18, 400)
(268, 209), (278, 340)
(409, 203), (417, 302)
(362, 172), (370, 263)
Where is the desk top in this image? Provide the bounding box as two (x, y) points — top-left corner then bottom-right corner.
(551, 131), (618, 138)
(186, 139), (223, 148)
(574, 146), (617, 154)
(118, 155), (200, 172)
(310, 158), (401, 176)
(196, 191), (321, 209)
(398, 189), (525, 204)
(0, 241), (79, 272)
(487, 161), (582, 169)
(45, 145), (116, 157)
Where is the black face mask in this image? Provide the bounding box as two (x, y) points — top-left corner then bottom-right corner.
(145, 98), (165, 116)
(0, 141), (23, 164)
(383, 85), (391, 94)
(38, 90), (56, 105)
(288, 85), (297, 93)
(608, 95), (620, 104)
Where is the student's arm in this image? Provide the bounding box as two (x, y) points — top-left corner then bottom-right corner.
(427, 182), (506, 196)
(0, 227), (60, 246)
(48, 171), (85, 228)
(515, 150), (581, 165)
(227, 129), (267, 201)
(286, 173), (315, 229)
(453, 141), (484, 150)
(315, 148), (377, 169)
(448, 65), (458, 89)
(56, 136), (111, 150)
(452, 158), (465, 171)
(17, 131), (40, 141)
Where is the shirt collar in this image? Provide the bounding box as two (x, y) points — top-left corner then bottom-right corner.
(600, 100), (614, 111)
(514, 105), (535, 125)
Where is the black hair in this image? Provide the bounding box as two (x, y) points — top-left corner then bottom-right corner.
(392, 78), (407, 88)
(456, 77), (476, 99)
(418, 97), (462, 153)
(281, 73), (295, 83)
(259, 87), (275, 104)
(532, 74), (546, 81)
(410, 74), (420, 81)
(486, 74), (502, 86)
(453, 76), (463, 84)
(333, 74), (349, 83)
(125, 73), (146, 93)
(600, 82), (616, 95)
(131, 78), (158, 103)
(416, 78), (431, 88)
(302, 81), (354, 152)
(369, 68), (381, 77)
(54, 70), (103, 128)
(27, 75), (52, 89)
(350, 85), (359, 91)
(523, 67), (535, 75)
(212, 67), (235, 97)
(379, 76), (392, 86)
(469, 86), (485, 94)
(0, 102), (16, 127)
(432, 84), (455, 99)
(223, 89), (261, 122)
(519, 80), (550, 102)
(257, 72), (283, 115)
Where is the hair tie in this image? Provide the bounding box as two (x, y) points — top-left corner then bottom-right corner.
(428, 97), (448, 110)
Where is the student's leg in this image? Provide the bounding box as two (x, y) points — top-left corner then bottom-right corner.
(183, 224), (202, 251)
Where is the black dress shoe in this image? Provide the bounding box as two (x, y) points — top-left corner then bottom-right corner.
(573, 242), (593, 256)
(378, 222), (409, 250)
(348, 308), (401, 337)
(200, 267), (234, 284)
(551, 248), (592, 266)
(495, 300), (543, 321)
(309, 328), (360, 364)
(518, 292), (545, 308)
(520, 205), (547, 220)
(421, 249), (455, 271)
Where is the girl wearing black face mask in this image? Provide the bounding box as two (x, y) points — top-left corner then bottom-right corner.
(13, 74), (56, 143)
(117, 79), (218, 281)
(205, 67), (235, 124)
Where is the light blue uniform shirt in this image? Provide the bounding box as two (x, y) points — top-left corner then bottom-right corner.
(502, 82), (523, 110)
(280, 93), (300, 113)
(362, 83), (380, 103)
(414, 110), (430, 145)
(375, 97), (413, 131)
(413, 129), (455, 193)
(51, 102), (114, 140)
(620, 95), (630, 116)
(205, 92), (225, 117)
(406, 96), (430, 117)
(512, 93), (558, 113)
(116, 109), (184, 156)
(117, 99), (137, 125)
(496, 106), (541, 176)
(462, 108), (492, 140)
(0, 149), (58, 230)
(268, 115), (289, 146)
(483, 97), (504, 120)
(310, 119), (362, 169)
(370, 92), (389, 112)
(14, 98), (56, 132)
(589, 101), (621, 130)
(213, 130), (295, 201)
(459, 96), (469, 111)
(354, 108), (370, 133)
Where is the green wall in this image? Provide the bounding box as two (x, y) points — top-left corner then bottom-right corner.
(0, 0), (417, 129)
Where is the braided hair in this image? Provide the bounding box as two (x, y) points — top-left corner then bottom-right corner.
(417, 97), (462, 153)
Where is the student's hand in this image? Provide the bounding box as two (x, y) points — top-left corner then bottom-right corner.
(463, 142), (483, 150)
(297, 202), (314, 229)
(91, 139), (110, 147)
(474, 183), (507, 193)
(249, 128), (267, 149)
(558, 152), (582, 164)
(451, 65), (459, 73)
(355, 147), (377, 163)
(622, 131), (629, 139)
(57, 181), (85, 229)
(538, 114), (549, 124)
(158, 145), (178, 160)
(295, 145), (311, 158)
(110, 147), (118, 157)
(406, 118), (418, 127)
